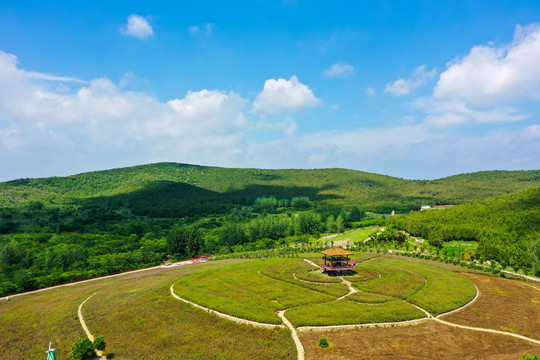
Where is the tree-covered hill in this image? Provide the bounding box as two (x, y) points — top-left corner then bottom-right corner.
(389, 186), (540, 274)
(1, 163), (540, 217)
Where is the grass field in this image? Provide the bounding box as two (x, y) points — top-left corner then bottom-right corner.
(300, 321), (540, 360)
(442, 273), (540, 339)
(0, 261), (296, 359)
(286, 298), (425, 327)
(174, 255), (477, 326)
(327, 226), (380, 243)
(173, 259), (337, 324)
(2, 253), (525, 360)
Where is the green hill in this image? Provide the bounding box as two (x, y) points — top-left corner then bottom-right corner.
(389, 186), (540, 274)
(1, 162), (539, 217)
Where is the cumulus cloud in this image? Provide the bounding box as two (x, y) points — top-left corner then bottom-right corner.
(434, 24), (540, 106)
(120, 14), (154, 38)
(0, 51), (250, 180)
(252, 75), (320, 114)
(323, 62), (354, 78)
(385, 65), (436, 96)
(365, 87), (376, 96)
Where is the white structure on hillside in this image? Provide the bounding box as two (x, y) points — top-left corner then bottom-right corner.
(420, 205), (431, 210)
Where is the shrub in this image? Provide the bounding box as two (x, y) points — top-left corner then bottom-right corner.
(93, 335), (106, 351)
(318, 338), (329, 348)
(71, 338), (95, 360)
(520, 354), (540, 360)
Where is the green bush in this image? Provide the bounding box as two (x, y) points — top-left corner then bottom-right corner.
(318, 338), (329, 348)
(93, 335), (106, 351)
(71, 338), (95, 360)
(520, 354), (540, 360)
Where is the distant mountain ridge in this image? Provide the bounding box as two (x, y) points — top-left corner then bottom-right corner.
(1, 162), (539, 216)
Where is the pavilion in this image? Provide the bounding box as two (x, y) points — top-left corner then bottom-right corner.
(320, 247), (354, 276)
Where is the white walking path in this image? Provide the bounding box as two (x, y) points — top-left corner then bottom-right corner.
(78, 293), (106, 359)
(501, 270), (540, 283)
(169, 284), (284, 329)
(434, 317), (540, 345)
(278, 310), (305, 360)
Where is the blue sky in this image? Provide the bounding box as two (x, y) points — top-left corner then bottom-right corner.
(1, 1), (540, 181)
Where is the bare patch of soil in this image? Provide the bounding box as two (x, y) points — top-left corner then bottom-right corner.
(443, 273), (540, 339)
(300, 321), (540, 360)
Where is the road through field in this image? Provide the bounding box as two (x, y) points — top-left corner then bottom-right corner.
(2, 259), (196, 301)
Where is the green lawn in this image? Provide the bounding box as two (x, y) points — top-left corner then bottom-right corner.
(286, 298), (425, 327)
(362, 257), (477, 315)
(328, 226), (380, 243)
(173, 259), (335, 324)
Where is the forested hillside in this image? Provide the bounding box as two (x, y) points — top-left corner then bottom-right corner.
(389, 186), (540, 274)
(1, 163), (539, 218)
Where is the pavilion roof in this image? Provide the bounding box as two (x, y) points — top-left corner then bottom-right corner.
(321, 247), (353, 256)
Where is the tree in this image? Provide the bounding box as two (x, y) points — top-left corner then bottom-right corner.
(93, 335), (106, 351)
(326, 215), (336, 233)
(336, 215), (344, 233)
(167, 226), (204, 258)
(291, 197), (310, 208)
(219, 223), (248, 247)
(349, 206), (364, 221)
(71, 338), (95, 360)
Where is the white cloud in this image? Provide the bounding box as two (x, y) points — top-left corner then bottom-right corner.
(365, 87), (375, 96)
(414, 97), (528, 127)
(521, 124), (540, 140)
(385, 65), (436, 96)
(323, 62), (354, 78)
(434, 24), (540, 106)
(189, 23), (214, 35)
(120, 14), (153, 38)
(252, 75), (320, 113)
(0, 51), (251, 180)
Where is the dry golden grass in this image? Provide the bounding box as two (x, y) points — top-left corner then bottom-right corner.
(0, 282), (103, 359)
(442, 273), (540, 339)
(0, 261), (296, 359)
(300, 321), (540, 360)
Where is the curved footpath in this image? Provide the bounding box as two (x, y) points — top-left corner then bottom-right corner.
(169, 284), (284, 329)
(278, 310), (305, 360)
(78, 293), (106, 360)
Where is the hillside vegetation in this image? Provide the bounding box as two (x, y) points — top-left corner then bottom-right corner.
(1, 162), (539, 217)
(389, 186), (540, 274)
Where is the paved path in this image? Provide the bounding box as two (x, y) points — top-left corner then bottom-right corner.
(501, 270), (540, 283)
(78, 293), (106, 359)
(434, 317), (540, 345)
(169, 284), (284, 329)
(278, 310), (305, 360)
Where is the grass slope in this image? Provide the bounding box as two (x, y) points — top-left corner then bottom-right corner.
(0, 261), (297, 360)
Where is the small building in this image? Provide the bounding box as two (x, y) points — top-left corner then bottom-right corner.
(420, 205), (431, 210)
(194, 254), (211, 262)
(321, 247), (354, 276)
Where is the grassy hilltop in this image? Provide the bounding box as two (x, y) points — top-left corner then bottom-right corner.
(1, 162), (539, 217)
